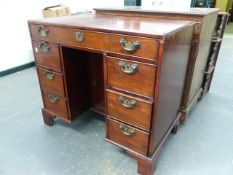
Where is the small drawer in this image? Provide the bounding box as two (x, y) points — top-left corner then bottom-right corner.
(42, 91), (69, 120)
(106, 90), (153, 131)
(32, 41), (61, 72)
(30, 24), (51, 39)
(106, 56), (156, 98)
(109, 34), (159, 61)
(107, 118), (149, 156)
(64, 29), (110, 51)
(37, 67), (66, 97)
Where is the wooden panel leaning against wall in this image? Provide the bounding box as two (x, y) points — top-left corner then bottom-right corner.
(203, 12), (229, 93)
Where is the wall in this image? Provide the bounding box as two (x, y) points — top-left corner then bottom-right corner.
(227, 0), (233, 11)
(0, 0), (123, 72)
(216, 0), (229, 11)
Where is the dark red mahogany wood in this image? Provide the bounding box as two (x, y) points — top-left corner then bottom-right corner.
(29, 13), (194, 175)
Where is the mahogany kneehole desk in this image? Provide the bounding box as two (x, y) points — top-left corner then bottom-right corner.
(28, 14), (194, 175)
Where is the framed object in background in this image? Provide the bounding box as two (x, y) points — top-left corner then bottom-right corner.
(191, 0), (211, 7)
(210, 0), (216, 7)
(124, 0), (141, 6)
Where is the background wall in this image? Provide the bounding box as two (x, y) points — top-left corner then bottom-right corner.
(216, 0), (228, 11)
(215, 0), (231, 11)
(0, 0), (124, 72)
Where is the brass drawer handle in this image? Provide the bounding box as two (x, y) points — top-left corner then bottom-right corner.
(39, 41), (50, 53)
(120, 38), (140, 53)
(36, 25), (49, 37)
(119, 96), (137, 108)
(44, 69), (55, 80)
(74, 31), (85, 42)
(48, 95), (59, 104)
(118, 61), (138, 75)
(120, 123), (136, 136)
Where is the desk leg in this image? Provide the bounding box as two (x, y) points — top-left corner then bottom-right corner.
(127, 152), (156, 175)
(137, 159), (155, 175)
(179, 88), (203, 124)
(126, 113), (181, 175)
(42, 108), (55, 126)
(180, 111), (188, 124)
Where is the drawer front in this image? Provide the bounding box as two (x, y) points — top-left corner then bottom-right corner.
(37, 67), (66, 97)
(107, 118), (149, 156)
(32, 41), (61, 72)
(42, 91), (69, 120)
(109, 34), (158, 60)
(106, 56), (156, 97)
(107, 90), (153, 131)
(30, 24), (109, 51)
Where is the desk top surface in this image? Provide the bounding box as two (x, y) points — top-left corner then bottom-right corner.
(29, 14), (193, 38)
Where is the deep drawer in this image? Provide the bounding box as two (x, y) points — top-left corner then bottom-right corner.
(106, 56), (156, 98)
(42, 90), (69, 120)
(106, 90), (153, 131)
(32, 41), (61, 72)
(37, 67), (66, 97)
(107, 118), (149, 156)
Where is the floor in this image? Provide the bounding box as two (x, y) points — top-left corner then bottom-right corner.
(225, 22), (233, 34)
(0, 27), (233, 175)
(224, 22), (233, 39)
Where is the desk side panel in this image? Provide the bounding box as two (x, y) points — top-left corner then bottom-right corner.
(148, 26), (193, 156)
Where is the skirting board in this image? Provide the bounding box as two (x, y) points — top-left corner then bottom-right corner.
(0, 62), (35, 77)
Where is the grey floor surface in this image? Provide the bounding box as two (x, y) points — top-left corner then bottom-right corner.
(0, 33), (233, 175)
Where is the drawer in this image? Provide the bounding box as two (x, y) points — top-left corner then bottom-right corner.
(106, 90), (153, 131)
(109, 34), (159, 61)
(30, 24), (52, 40)
(107, 118), (149, 156)
(32, 41), (61, 72)
(106, 56), (156, 98)
(37, 67), (66, 97)
(30, 24), (109, 51)
(42, 91), (69, 120)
